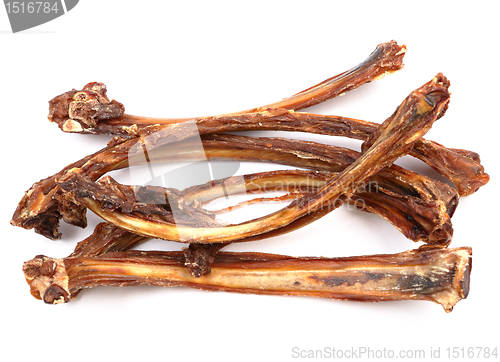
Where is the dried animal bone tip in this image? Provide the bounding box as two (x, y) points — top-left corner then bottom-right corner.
(62, 119), (83, 132)
(439, 247), (472, 312)
(376, 39), (405, 54)
(43, 284), (70, 304)
(395, 47), (407, 55)
(48, 82), (124, 130)
(431, 73), (450, 88)
(23, 255), (70, 303)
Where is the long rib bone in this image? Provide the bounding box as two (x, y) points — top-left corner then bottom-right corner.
(49, 40), (406, 132)
(23, 247), (472, 312)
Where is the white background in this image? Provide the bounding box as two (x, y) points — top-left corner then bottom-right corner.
(1, 1), (498, 361)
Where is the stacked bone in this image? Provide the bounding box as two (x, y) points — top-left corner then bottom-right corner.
(13, 41), (488, 312)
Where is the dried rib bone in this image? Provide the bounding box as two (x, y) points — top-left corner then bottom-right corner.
(55, 74), (451, 244)
(48, 40), (406, 131)
(23, 247), (472, 312)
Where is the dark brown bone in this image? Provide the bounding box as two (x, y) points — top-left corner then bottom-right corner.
(22, 247), (472, 313)
(49, 41), (406, 132)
